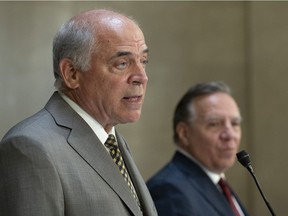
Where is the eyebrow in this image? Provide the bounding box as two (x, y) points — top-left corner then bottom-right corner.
(202, 116), (242, 122)
(142, 48), (149, 54)
(111, 48), (149, 59)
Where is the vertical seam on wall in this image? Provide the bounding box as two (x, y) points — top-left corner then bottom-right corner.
(243, 1), (255, 214)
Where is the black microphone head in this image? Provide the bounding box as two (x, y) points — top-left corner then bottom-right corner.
(236, 150), (252, 168)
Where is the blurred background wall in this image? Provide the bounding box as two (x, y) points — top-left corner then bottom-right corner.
(0, 1), (287, 215)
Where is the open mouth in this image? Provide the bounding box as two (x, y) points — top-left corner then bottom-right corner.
(123, 96), (142, 102)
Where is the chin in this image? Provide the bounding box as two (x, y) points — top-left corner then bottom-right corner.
(121, 114), (141, 124)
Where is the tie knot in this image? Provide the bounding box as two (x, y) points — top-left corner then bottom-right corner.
(218, 178), (232, 193)
(104, 134), (118, 150)
(218, 178), (227, 188)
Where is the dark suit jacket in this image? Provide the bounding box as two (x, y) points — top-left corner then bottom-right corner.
(147, 151), (250, 216)
(0, 92), (157, 216)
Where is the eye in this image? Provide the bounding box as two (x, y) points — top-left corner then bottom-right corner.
(207, 121), (222, 128)
(232, 120), (241, 127)
(141, 53), (149, 67)
(115, 61), (129, 70)
(141, 59), (149, 66)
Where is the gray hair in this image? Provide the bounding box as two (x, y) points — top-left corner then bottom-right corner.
(52, 18), (96, 90)
(173, 81), (232, 144)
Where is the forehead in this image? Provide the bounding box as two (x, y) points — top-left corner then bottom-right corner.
(96, 16), (146, 47)
(192, 92), (240, 118)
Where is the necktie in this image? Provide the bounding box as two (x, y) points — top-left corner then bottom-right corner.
(104, 134), (140, 207)
(218, 178), (241, 216)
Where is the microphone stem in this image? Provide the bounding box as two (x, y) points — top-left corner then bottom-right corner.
(247, 167), (276, 216)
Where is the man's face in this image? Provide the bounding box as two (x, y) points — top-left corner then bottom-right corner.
(185, 92), (242, 173)
(74, 19), (148, 131)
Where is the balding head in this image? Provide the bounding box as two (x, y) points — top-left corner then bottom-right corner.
(73, 9), (137, 25)
(52, 9), (142, 91)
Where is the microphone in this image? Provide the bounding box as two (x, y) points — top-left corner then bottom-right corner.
(236, 150), (253, 172)
(236, 150), (276, 216)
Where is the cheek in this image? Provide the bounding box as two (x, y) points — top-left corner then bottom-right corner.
(234, 131), (242, 144)
(237, 131), (242, 141)
(190, 133), (214, 153)
(196, 131), (217, 146)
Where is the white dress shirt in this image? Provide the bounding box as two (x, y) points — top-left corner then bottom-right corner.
(60, 93), (114, 148)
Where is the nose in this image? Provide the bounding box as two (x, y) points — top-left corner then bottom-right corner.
(220, 130), (232, 141)
(219, 124), (236, 141)
(128, 62), (148, 85)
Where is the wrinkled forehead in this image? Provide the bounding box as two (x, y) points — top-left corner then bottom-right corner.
(98, 21), (145, 51)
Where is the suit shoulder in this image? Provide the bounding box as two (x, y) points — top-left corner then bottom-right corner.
(1, 109), (53, 141)
(147, 162), (182, 186)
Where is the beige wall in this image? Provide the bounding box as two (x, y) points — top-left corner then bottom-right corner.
(0, 2), (287, 215)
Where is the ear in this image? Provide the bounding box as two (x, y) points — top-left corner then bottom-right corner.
(59, 58), (80, 89)
(176, 122), (190, 147)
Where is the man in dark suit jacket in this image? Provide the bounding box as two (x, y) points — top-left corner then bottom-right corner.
(0, 9), (157, 216)
(147, 81), (250, 216)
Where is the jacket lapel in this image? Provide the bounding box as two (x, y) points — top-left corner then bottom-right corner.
(45, 92), (141, 215)
(173, 152), (236, 215)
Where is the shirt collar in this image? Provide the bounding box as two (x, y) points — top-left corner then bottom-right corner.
(177, 147), (224, 184)
(59, 92), (115, 144)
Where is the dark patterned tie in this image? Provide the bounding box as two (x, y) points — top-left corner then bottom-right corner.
(104, 134), (140, 207)
(218, 178), (241, 216)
